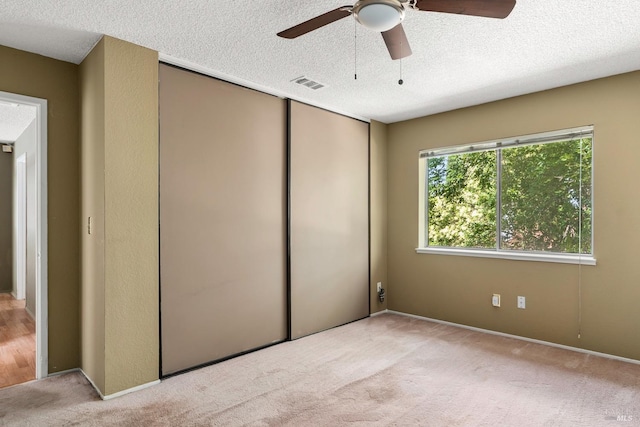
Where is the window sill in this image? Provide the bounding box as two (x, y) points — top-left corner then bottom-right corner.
(415, 247), (596, 265)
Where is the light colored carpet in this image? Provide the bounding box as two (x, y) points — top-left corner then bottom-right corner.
(1, 313), (639, 426)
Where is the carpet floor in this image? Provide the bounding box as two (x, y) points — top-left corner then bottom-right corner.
(1, 313), (639, 426)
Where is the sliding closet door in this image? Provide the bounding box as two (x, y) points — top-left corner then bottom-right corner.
(290, 101), (369, 339)
(159, 65), (287, 375)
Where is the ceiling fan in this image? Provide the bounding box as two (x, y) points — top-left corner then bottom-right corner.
(277, 0), (516, 60)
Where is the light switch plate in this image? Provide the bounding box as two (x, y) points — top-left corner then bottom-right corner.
(492, 294), (500, 307)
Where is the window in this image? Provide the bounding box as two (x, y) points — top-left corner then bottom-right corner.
(417, 127), (594, 264)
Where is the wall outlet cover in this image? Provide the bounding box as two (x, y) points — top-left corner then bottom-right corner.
(517, 296), (526, 309)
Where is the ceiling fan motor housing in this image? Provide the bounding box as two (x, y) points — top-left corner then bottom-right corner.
(353, 0), (406, 32)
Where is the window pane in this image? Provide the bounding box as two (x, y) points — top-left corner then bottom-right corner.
(427, 151), (497, 249)
(500, 138), (592, 254)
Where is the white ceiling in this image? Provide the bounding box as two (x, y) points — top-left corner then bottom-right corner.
(0, 102), (36, 143)
(1, 1), (639, 123)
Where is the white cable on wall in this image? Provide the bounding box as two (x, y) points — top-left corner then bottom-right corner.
(577, 138), (584, 339)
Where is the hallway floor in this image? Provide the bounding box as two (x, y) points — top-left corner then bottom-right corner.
(0, 293), (35, 389)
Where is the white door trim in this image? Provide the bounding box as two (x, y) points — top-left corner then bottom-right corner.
(15, 154), (26, 301)
(0, 90), (48, 379)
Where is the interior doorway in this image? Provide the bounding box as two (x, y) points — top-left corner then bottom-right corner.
(0, 91), (48, 388)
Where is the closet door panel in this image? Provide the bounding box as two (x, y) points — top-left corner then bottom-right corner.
(290, 101), (369, 339)
(159, 65), (287, 375)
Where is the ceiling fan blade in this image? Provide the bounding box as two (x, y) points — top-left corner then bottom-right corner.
(277, 6), (353, 39)
(414, 0), (516, 19)
(381, 24), (412, 60)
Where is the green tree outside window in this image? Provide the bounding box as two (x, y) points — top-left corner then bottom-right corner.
(427, 138), (592, 254)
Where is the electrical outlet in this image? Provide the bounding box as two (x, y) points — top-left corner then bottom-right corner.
(377, 282), (382, 293)
(517, 296), (526, 309)
(492, 294), (500, 307)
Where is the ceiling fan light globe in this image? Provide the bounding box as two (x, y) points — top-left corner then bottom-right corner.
(354, 1), (405, 32)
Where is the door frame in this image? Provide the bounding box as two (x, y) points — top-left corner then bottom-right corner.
(0, 90), (48, 379)
(15, 153), (26, 301)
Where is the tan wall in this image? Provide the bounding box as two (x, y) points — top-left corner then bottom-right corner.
(370, 120), (388, 312)
(0, 44), (80, 372)
(103, 37), (159, 395)
(387, 71), (640, 361)
(0, 151), (12, 292)
(80, 38), (106, 392)
(79, 36), (159, 396)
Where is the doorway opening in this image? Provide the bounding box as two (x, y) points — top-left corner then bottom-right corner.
(0, 91), (48, 388)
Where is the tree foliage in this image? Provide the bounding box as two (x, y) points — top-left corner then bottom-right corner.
(427, 151), (496, 248)
(427, 138), (592, 254)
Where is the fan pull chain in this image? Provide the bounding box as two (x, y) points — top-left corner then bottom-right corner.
(398, 38), (404, 85)
(354, 19), (358, 80)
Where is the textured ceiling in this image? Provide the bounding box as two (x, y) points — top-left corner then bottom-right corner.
(0, 102), (36, 143)
(1, 1), (639, 123)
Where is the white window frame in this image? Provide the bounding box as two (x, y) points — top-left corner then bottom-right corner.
(416, 126), (596, 266)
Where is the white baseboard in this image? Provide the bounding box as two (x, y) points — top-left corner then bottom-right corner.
(370, 309), (389, 317)
(79, 369), (160, 400)
(25, 305), (35, 320)
(78, 369), (102, 398)
(387, 310), (640, 366)
(10, 291), (26, 301)
(102, 379), (161, 401)
(48, 367), (81, 377)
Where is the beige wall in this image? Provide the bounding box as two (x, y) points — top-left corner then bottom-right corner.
(80, 36), (159, 396)
(80, 37), (106, 392)
(0, 44), (80, 372)
(370, 120), (388, 313)
(387, 71), (640, 361)
(0, 151), (12, 292)
(103, 37), (159, 395)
